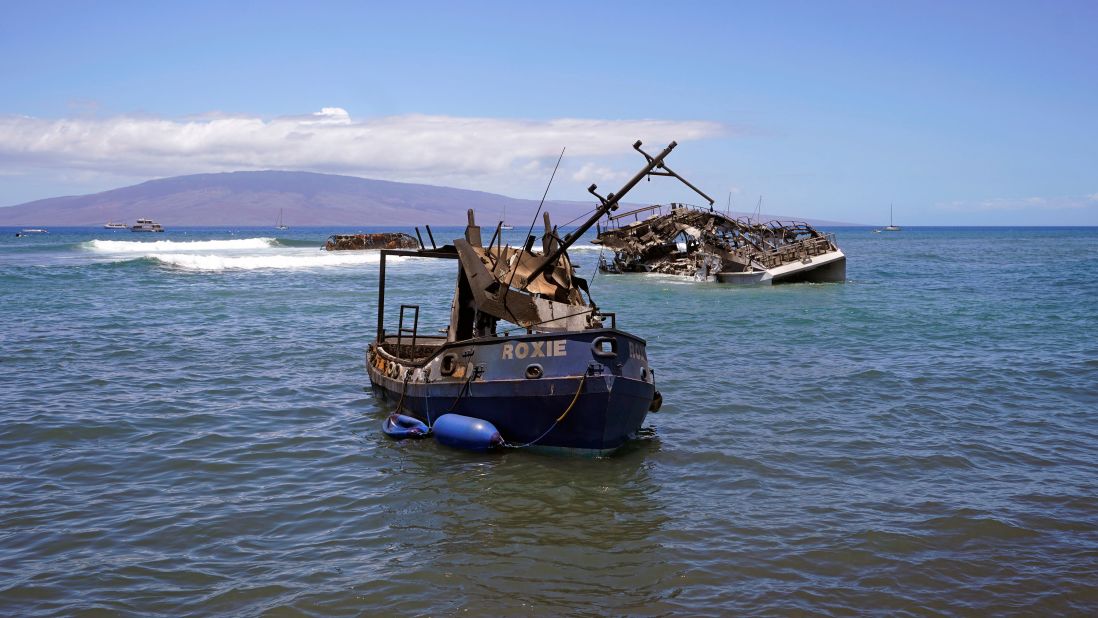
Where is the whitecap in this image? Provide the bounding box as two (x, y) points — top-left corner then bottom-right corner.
(147, 251), (377, 271)
(85, 238), (278, 253)
(143, 250), (436, 271)
(566, 244), (604, 252)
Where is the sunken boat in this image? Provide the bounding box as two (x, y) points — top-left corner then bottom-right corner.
(595, 204), (846, 284)
(366, 141), (707, 455)
(325, 232), (419, 251)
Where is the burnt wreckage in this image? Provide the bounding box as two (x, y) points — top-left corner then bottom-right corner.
(595, 203), (846, 284)
(324, 233), (419, 251)
(365, 141), (716, 454)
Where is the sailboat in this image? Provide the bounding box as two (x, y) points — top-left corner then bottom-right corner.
(500, 203), (514, 230)
(882, 203), (901, 232)
(276, 208), (288, 230)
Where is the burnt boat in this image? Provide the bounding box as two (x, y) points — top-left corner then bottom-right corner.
(366, 141), (700, 455)
(595, 204), (846, 284)
(325, 232), (418, 251)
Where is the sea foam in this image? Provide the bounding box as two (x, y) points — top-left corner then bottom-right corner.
(86, 238), (278, 252)
(566, 244), (603, 252)
(146, 251), (399, 271)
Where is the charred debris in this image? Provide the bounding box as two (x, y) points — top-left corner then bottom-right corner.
(594, 205), (846, 285)
(324, 233), (419, 251)
(586, 146), (845, 283)
(365, 141), (709, 454)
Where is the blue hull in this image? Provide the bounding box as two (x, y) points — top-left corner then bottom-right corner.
(382, 413), (429, 439)
(367, 329), (656, 455)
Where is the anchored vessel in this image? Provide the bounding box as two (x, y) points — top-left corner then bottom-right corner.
(366, 141), (701, 454)
(881, 203), (901, 232)
(131, 218), (164, 232)
(595, 205), (845, 284)
(324, 233), (418, 251)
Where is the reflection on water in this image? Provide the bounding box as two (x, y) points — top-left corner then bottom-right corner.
(361, 433), (672, 613)
(1, 226), (1096, 615)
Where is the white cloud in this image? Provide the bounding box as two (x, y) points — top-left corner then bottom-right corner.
(570, 162), (626, 184)
(938, 195), (1098, 212)
(312, 107), (352, 124)
(0, 109), (722, 189)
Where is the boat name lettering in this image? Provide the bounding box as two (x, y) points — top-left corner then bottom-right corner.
(501, 340), (567, 360)
(628, 340), (647, 361)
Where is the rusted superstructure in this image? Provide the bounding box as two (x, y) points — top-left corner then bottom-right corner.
(324, 233), (418, 251)
(366, 140), (710, 454)
(595, 204), (846, 284)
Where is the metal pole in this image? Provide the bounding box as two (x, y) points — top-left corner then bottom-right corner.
(525, 141), (678, 283)
(376, 251), (387, 343)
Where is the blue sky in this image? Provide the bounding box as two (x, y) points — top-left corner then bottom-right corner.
(1, 0), (1095, 225)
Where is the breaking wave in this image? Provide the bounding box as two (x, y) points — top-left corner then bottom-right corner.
(85, 238), (279, 252)
(567, 244), (603, 252)
(142, 251), (431, 271)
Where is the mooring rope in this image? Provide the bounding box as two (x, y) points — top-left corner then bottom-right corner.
(446, 369), (478, 412)
(506, 373), (587, 449)
(423, 382), (434, 428)
(395, 371), (411, 414)
(391, 367), (476, 433)
(591, 246), (605, 292)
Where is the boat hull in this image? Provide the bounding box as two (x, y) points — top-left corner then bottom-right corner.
(716, 249), (846, 285)
(367, 329), (657, 456)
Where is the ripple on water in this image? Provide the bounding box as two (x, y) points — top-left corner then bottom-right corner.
(1, 227), (1097, 615)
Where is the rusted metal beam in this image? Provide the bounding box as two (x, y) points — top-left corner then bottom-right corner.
(376, 250), (387, 343)
(609, 203), (664, 222)
(525, 141), (680, 284)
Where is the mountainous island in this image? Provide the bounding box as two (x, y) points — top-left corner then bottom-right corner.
(0, 171), (853, 227)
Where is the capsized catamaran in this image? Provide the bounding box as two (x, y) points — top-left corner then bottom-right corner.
(595, 206), (846, 284)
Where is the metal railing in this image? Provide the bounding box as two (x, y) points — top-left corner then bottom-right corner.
(396, 304), (420, 358)
(753, 234), (838, 268)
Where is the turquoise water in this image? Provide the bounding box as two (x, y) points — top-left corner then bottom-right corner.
(1, 226), (1095, 615)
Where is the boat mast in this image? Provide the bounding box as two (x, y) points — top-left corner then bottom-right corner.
(523, 140), (714, 285)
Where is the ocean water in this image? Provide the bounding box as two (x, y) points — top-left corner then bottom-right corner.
(1, 225), (1095, 615)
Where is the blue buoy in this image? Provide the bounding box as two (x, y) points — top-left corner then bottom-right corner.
(432, 414), (505, 451)
(382, 413), (430, 439)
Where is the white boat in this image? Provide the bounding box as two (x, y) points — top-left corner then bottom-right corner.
(715, 248), (847, 285)
(276, 209), (288, 230)
(882, 203), (901, 232)
(131, 218), (165, 232)
(103, 221), (128, 229)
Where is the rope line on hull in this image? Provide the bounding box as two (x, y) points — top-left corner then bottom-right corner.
(506, 373), (587, 449)
(395, 371), (410, 414)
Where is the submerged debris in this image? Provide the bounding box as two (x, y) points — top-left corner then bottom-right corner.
(324, 233), (418, 251)
(594, 204), (846, 284)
